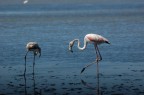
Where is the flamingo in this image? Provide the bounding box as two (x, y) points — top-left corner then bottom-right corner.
(69, 33), (110, 73)
(24, 42), (41, 75)
(23, 0), (28, 4)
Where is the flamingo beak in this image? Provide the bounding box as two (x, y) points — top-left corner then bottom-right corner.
(70, 49), (73, 53)
(69, 41), (74, 53)
(105, 41), (110, 44)
(39, 53), (41, 57)
(69, 46), (73, 53)
(39, 47), (41, 57)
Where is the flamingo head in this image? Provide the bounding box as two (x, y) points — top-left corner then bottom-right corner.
(69, 40), (74, 53)
(38, 47), (41, 57)
(34, 47), (41, 57)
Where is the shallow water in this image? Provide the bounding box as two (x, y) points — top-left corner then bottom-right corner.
(0, 1), (144, 95)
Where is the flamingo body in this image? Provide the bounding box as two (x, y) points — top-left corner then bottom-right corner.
(26, 42), (41, 56)
(85, 34), (110, 44)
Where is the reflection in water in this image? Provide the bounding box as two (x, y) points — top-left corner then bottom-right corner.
(23, 71), (42, 95)
(24, 75), (27, 95)
(96, 61), (100, 95)
(81, 61), (102, 95)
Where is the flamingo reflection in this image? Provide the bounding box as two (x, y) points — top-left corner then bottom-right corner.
(23, 71), (42, 95)
(81, 61), (102, 95)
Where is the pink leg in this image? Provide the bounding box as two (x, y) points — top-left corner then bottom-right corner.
(94, 44), (102, 61)
(96, 45), (102, 61)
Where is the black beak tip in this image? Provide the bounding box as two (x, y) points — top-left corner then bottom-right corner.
(106, 41), (110, 44)
(69, 50), (73, 53)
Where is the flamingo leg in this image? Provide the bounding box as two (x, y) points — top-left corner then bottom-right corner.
(94, 44), (102, 61)
(81, 44), (102, 74)
(96, 45), (102, 61)
(23, 73), (27, 95)
(32, 69), (36, 95)
(94, 44), (101, 82)
(81, 61), (96, 74)
(24, 51), (29, 75)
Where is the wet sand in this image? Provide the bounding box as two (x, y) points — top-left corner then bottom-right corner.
(0, 61), (144, 95)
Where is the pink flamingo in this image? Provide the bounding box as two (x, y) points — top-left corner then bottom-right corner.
(69, 33), (110, 73)
(24, 42), (41, 75)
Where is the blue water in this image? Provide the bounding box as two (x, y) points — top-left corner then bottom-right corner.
(0, 2), (144, 95)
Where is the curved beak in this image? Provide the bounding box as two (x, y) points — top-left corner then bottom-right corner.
(105, 41), (110, 44)
(69, 46), (73, 53)
(69, 40), (74, 53)
(39, 53), (41, 57)
(39, 47), (41, 57)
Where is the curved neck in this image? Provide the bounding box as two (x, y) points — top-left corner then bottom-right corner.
(74, 39), (87, 50)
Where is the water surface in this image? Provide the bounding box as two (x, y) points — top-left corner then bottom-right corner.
(0, 1), (144, 95)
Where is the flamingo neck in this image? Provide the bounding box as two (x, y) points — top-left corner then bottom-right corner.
(74, 39), (87, 50)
